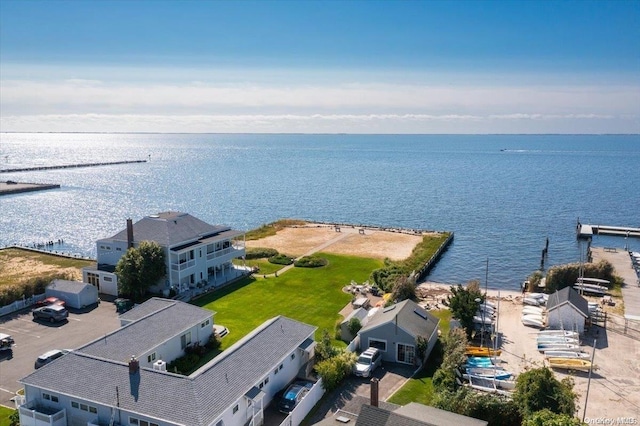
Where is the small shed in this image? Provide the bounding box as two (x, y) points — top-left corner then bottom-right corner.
(46, 279), (99, 310)
(340, 308), (369, 342)
(546, 286), (589, 334)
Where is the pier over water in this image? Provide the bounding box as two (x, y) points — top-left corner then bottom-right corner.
(0, 159), (146, 173)
(577, 221), (640, 239)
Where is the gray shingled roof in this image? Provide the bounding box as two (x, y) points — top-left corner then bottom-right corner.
(546, 287), (589, 318)
(47, 279), (92, 294)
(356, 405), (435, 426)
(20, 314), (316, 426)
(105, 211), (230, 247)
(359, 300), (440, 340)
(394, 403), (488, 426)
(79, 298), (214, 362)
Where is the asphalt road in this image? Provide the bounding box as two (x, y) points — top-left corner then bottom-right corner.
(0, 301), (121, 408)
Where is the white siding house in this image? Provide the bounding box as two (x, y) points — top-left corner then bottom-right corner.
(546, 286), (590, 334)
(83, 211), (246, 297)
(17, 299), (318, 426)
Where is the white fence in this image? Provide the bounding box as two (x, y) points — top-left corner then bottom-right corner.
(0, 294), (46, 317)
(277, 378), (325, 426)
(346, 335), (360, 353)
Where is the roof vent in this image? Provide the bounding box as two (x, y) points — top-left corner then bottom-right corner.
(414, 308), (428, 320)
(383, 305), (396, 313)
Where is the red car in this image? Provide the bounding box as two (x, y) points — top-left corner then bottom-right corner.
(36, 297), (66, 307)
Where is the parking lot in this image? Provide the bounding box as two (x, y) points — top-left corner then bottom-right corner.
(0, 300), (121, 408)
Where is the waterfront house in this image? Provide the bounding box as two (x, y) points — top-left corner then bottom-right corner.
(546, 286), (590, 334)
(82, 211), (246, 296)
(17, 298), (320, 426)
(357, 299), (440, 365)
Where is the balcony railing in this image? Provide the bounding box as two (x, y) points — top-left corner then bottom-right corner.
(206, 246), (244, 261)
(170, 259), (196, 271)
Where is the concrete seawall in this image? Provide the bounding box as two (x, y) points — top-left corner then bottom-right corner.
(0, 181), (60, 196)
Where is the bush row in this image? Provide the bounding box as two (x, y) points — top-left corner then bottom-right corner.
(245, 247), (279, 259)
(545, 259), (614, 292)
(294, 256), (328, 268)
(0, 273), (74, 306)
(167, 334), (221, 375)
(269, 254), (294, 265)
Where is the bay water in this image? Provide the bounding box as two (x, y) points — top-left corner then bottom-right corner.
(1, 133), (639, 291)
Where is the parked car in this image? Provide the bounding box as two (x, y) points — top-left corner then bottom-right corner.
(33, 304), (69, 323)
(278, 381), (312, 414)
(36, 296), (66, 307)
(35, 349), (69, 369)
(0, 333), (15, 351)
(353, 347), (382, 378)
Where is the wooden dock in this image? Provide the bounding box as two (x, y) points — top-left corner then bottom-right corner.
(0, 159), (146, 173)
(577, 222), (640, 239)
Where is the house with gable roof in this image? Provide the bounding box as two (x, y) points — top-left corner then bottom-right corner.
(17, 298), (319, 426)
(357, 299), (440, 365)
(82, 211), (246, 296)
(546, 286), (590, 334)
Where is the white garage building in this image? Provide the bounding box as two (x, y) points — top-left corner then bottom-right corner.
(546, 286), (590, 334)
(46, 279), (100, 310)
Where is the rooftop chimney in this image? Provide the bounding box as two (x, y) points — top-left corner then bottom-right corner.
(129, 355), (139, 374)
(126, 219), (134, 249)
(370, 377), (379, 407)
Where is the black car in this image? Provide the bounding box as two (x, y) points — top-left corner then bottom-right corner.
(278, 381), (312, 414)
(33, 304), (69, 323)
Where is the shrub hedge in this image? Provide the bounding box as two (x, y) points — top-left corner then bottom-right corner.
(294, 256), (328, 268)
(245, 247), (279, 259)
(268, 254), (294, 265)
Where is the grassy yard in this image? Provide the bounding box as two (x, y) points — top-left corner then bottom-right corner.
(386, 309), (451, 406)
(0, 406), (15, 426)
(194, 253), (383, 349)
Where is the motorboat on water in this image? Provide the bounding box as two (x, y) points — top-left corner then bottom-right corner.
(547, 357), (594, 372)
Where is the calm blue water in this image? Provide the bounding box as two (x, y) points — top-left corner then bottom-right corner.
(1, 133), (639, 291)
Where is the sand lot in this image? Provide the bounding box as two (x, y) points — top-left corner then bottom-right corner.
(418, 282), (640, 420)
(246, 224), (428, 260)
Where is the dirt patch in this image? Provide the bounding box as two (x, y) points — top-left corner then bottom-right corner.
(245, 224), (425, 260)
(0, 249), (89, 287)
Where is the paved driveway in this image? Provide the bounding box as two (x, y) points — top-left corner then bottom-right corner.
(0, 301), (121, 408)
(305, 362), (415, 424)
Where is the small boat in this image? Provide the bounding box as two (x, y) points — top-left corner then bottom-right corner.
(466, 357), (498, 368)
(522, 306), (545, 316)
(522, 314), (545, 328)
(466, 367), (513, 380)
(536, 335), (579, 343)
(573, 284), (608, 296)
(537, 342), (580, 351)
(543, 350), (590, 359)
(465, 346), (502, 356)
(528, 293), (549, 302)
(466, 374), (516, 391)
(473, 315), (494, 325)
(523, 297), (542, 306)
(577, 277), (610, 285)
(537, 330), (578, 337)
(547, 357), (594, 372)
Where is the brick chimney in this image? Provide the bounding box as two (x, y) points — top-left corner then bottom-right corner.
(128, 355), (139, 374)
(370, 377), (379, 407)
(126, 219), (134, 249)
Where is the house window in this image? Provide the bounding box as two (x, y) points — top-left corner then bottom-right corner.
(368, 338), (387, 352)
(259, 382), (264, 389)
(51, 395), (59, 403)
(129, 417), (159, 426)
(233, 405), (239, 414)
(104, 276), (112, 282)
(264, 377), (269, 385)
(80, 404), (88, 411)
(201, 319), (210, 328)
(216, 421), (224, 426)
(116, 247), (122, 251)
(89, 406), (97, 414)
(71, 401), (79, 409)
(279, 364), (283, 370)
(274, 368), (278, 375)
(181, 331), (192, 349)
(148, 352), (156, 363)
(43, 393), (50, 400)
(291, 353), (296, 360)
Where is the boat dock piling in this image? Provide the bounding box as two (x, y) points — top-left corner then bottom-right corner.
(0, 159), (146, 173)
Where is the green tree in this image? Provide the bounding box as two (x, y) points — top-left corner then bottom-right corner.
(523, 409), (585, 426)
(315, 351), (357, 391)
(446, 282), (483, 337)
(392, 274), (417, 302)
(115, 241), (165, 302)
(433, 328), (467, 393)
(347, 317), (362, 336)
(315, 329), (338, 362)
(513, 367), (578, 417)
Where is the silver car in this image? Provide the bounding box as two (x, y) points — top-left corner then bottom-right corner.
(33, 304), (69, 323)
(354, 347), (382, 377)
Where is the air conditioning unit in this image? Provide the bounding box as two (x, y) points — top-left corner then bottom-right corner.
(153, 360), (167, 371)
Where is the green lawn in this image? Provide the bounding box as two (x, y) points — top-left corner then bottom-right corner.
(194, 253), (383, 349)
(0, 405), (15, 426)
(386, 309), (451, 406)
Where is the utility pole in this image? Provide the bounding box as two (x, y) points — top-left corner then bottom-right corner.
(582, 339), (597, 423)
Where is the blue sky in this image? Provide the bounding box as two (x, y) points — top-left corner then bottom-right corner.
(1, 0), (638, 133)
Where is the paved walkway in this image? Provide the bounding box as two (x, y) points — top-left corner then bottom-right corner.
(591, 247), (640, 319)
